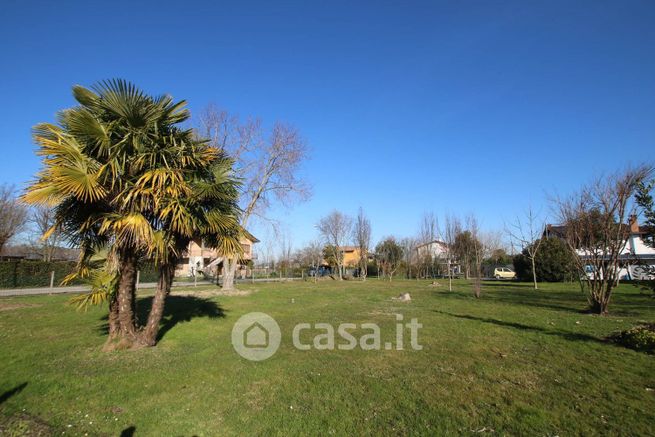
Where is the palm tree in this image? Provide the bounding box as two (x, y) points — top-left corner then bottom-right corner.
(24, 80), (241, 349)
(134, 150), (242, 347)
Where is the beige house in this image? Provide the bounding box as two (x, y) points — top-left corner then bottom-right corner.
(175, 231), (259, 278)
(340, 246), (363, 268)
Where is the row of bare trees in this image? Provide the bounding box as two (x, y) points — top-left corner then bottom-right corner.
(314, 208), (372, 281)
(309, 207), (507, 297)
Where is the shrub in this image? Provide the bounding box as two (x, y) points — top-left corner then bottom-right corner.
(513, 238), (574, 282)
(608, 324), (655, 353)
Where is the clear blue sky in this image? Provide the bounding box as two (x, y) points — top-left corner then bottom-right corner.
(1, 0), (654, 252)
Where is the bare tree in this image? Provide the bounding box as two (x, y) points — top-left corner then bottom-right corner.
(0, 185), (27, 256)
(279, 232), (293, 278)
(316, 211), (352, 280)
(481, 231), (505, 260)
(352, 207), (371, 280)
(400, 237), (418, 279)
(301, 240), (323, 283)
(417, 212), (438, 278)
(29, 205), (62, 261)
(418, 211), (437, 244)
(506, 206), (545, 290)
(439, 214), (461, 291)
(466, 215), (485, 298)
(556, 165), (652, 314)
(199, 105), (310, 290)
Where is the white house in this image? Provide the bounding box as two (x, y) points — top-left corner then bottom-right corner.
(544, 216), (655, 280)
(416, 240), (449, 259)
(415, 240), (461, 276)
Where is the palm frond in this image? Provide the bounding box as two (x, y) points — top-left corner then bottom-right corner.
(72, 85), (100, 107)
(68, 269), (118, 311)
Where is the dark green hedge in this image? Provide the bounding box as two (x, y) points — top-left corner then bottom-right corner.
(0, 260), (168, 288)
(137, 262), (159, 282)
(0, 260), (83, 288)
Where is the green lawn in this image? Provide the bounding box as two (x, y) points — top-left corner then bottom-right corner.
(1, 279), (654, 436)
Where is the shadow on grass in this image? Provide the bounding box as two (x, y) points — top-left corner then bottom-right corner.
(0, 383), (27, 406)
(494, 284), (652, 316)
(98, 295), (226, 342)
(483, 284), (590, 314)
(437, 282), (644, 315)
(434, 310), (604, 344)
(432, 285), (590, 314)
(120, 426), (136, 436)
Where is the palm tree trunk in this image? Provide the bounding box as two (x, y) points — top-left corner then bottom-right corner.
(116, 248), (138, 340)
(107, 295), (119, 337)
(102, 294), (120, 351)
(138, 263), (174, 347)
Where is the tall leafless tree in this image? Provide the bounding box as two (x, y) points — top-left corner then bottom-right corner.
(418, 211), (437, 244)
(400, 237), (418, 279)
(439, 214), (461, 291)
(199, 105), (310, 290)
(316, 210), (352, 280)
(0, 185), (27, 256)
(417, 212), (438, 278)
(506, 206), (545, 290)
(352, 207), (371, 280)
(466, 215), (485, 298)
(279, 232), (293, 278)
(556, 165), (652, 314)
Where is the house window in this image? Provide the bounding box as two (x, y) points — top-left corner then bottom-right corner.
(241, 244), (251, 254)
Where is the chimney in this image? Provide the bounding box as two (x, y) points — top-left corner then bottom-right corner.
(629, 215), (640, 234)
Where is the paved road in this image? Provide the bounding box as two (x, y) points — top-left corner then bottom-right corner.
(0, 277), (303, 297)
(0, 281), (182, 297)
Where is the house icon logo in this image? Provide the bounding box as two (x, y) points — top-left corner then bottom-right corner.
(232, 312), (281, 361)
(244, 322), (269, 348)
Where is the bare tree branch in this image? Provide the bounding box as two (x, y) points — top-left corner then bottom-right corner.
(0, 185), (28, 256)
(505, 205), (545, 289)
(199, 106), (311, 290)
(317, 210), (353, 280)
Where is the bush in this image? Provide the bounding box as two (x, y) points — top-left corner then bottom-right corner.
(513, 238), (574, 282)
(608, 324), (655, 353)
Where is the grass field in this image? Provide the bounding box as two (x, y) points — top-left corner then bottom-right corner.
(1, 279), (654, 436)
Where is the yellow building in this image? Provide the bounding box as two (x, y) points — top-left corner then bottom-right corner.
(320, 246), (365, 270)
(341, 246), (363, 268)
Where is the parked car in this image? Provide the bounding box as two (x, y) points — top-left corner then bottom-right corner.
(493, 267), (516, 280)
